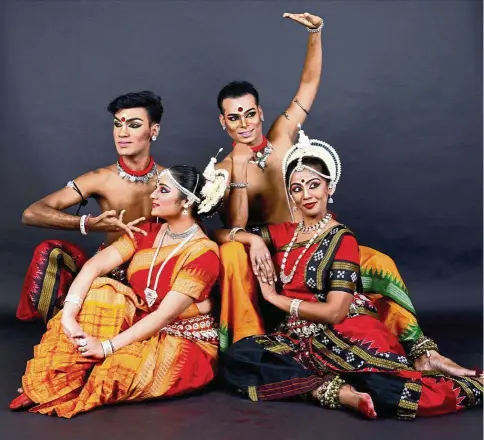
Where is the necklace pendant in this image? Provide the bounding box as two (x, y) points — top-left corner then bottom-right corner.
(144, 287), (158, 307)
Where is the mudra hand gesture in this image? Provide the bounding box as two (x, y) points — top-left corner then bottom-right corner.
(90, 209), (148, 238)
(283, 12), (323, 30)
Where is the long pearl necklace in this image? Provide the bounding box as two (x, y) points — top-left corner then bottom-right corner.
(144, 225), (198, 307)
(279, 213), (332, 286)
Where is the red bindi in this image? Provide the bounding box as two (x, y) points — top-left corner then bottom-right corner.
(121, 117), (126, 122)
(238, 107), (243, 112)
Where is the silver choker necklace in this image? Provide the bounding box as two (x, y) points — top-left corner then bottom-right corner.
(249, 141), (273, 170)
(299, 213), (332, 234)
(166, 223), (199, 240)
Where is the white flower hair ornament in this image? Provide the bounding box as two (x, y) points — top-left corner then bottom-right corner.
(282, 124), (342, 221)
(197, 148), (228, 214)
(157, 148), (228, 216)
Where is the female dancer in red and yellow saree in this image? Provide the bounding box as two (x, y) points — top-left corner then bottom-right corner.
(217, 128), (482, 419)
(10, 162), (229, 418)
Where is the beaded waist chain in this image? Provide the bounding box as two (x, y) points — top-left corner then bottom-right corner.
(161, 314), (219, 344)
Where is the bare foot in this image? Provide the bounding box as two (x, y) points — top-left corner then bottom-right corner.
(9, 393), (35, 411)
(339, 385), (377, 419)
(312, 384), (377, 419)
(414, 350), (480, 377)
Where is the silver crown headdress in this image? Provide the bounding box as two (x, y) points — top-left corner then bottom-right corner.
(158, 148), (228, 215)
(282, 124), (342, 221)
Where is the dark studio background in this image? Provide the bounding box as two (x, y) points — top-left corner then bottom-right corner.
(0, 1), (482, 439)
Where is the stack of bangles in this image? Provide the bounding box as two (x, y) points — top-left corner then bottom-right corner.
(229, 227), (245, 242)
(80, 214), (92, 236)
(290, 298), (303, 317)
(101, 340), (115, 357)
(408, 336), (439, 361)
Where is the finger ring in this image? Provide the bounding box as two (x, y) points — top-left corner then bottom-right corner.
(79, 339), (87, 347)
(79, 347), (87, 353)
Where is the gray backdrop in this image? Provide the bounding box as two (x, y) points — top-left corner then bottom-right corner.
(0, 0), (482, 314)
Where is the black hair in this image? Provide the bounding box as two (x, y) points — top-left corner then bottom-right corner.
(285, 157), (330, 187)
(167, 165), (223, 219)
(107, 91), (163, 124)
(217, 81), (259, 113)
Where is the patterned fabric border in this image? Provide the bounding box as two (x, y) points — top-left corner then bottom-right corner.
(311, 326), (412, 372)
(396, 380), (422, 420)
(328, 260), (359, 294)
(38, 248), (77, 322)
(422, 372), (483, 409)
(247, 375), (325, 401)
(361, 267), (416, 315)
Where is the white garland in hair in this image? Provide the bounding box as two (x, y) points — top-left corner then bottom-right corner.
(197, 149), (228, 214)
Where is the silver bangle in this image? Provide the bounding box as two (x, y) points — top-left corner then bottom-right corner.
(290, 298), (303, 317)
(307, 21), (324, 33)
(80, 214), (88, 235)
(229, 182), (248, 189)
(229, 227), (245, 242)
(101, 340), (114, 357)
(65, 295), (83, 308)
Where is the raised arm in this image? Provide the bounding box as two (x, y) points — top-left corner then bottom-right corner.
(268, 12), (324, 144)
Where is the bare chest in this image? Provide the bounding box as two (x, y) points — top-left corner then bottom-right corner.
(98, 179), (156, 222)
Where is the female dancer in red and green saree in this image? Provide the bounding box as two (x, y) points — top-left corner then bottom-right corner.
(217, 128), (482, 419)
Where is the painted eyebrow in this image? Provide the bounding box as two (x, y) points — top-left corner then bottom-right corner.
(291, 177), (321, 186)
(114, 117), (144, 122)
(227, 107), (256, 117)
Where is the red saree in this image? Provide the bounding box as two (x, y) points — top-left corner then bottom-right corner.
(21, 222), (220, 418)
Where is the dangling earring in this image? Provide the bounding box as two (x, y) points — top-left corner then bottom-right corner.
(261, 115), (265, 122)
(182, 205), (189, 216)
(152, 135), (157, 141)
(292, 204), (298, 212)
(156, 217), (160, 223)
(222, 125), (226, 131)
(328, 196), (334, 204)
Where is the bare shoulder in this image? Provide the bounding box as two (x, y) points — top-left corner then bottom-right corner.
(72, 165), (115, 194)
